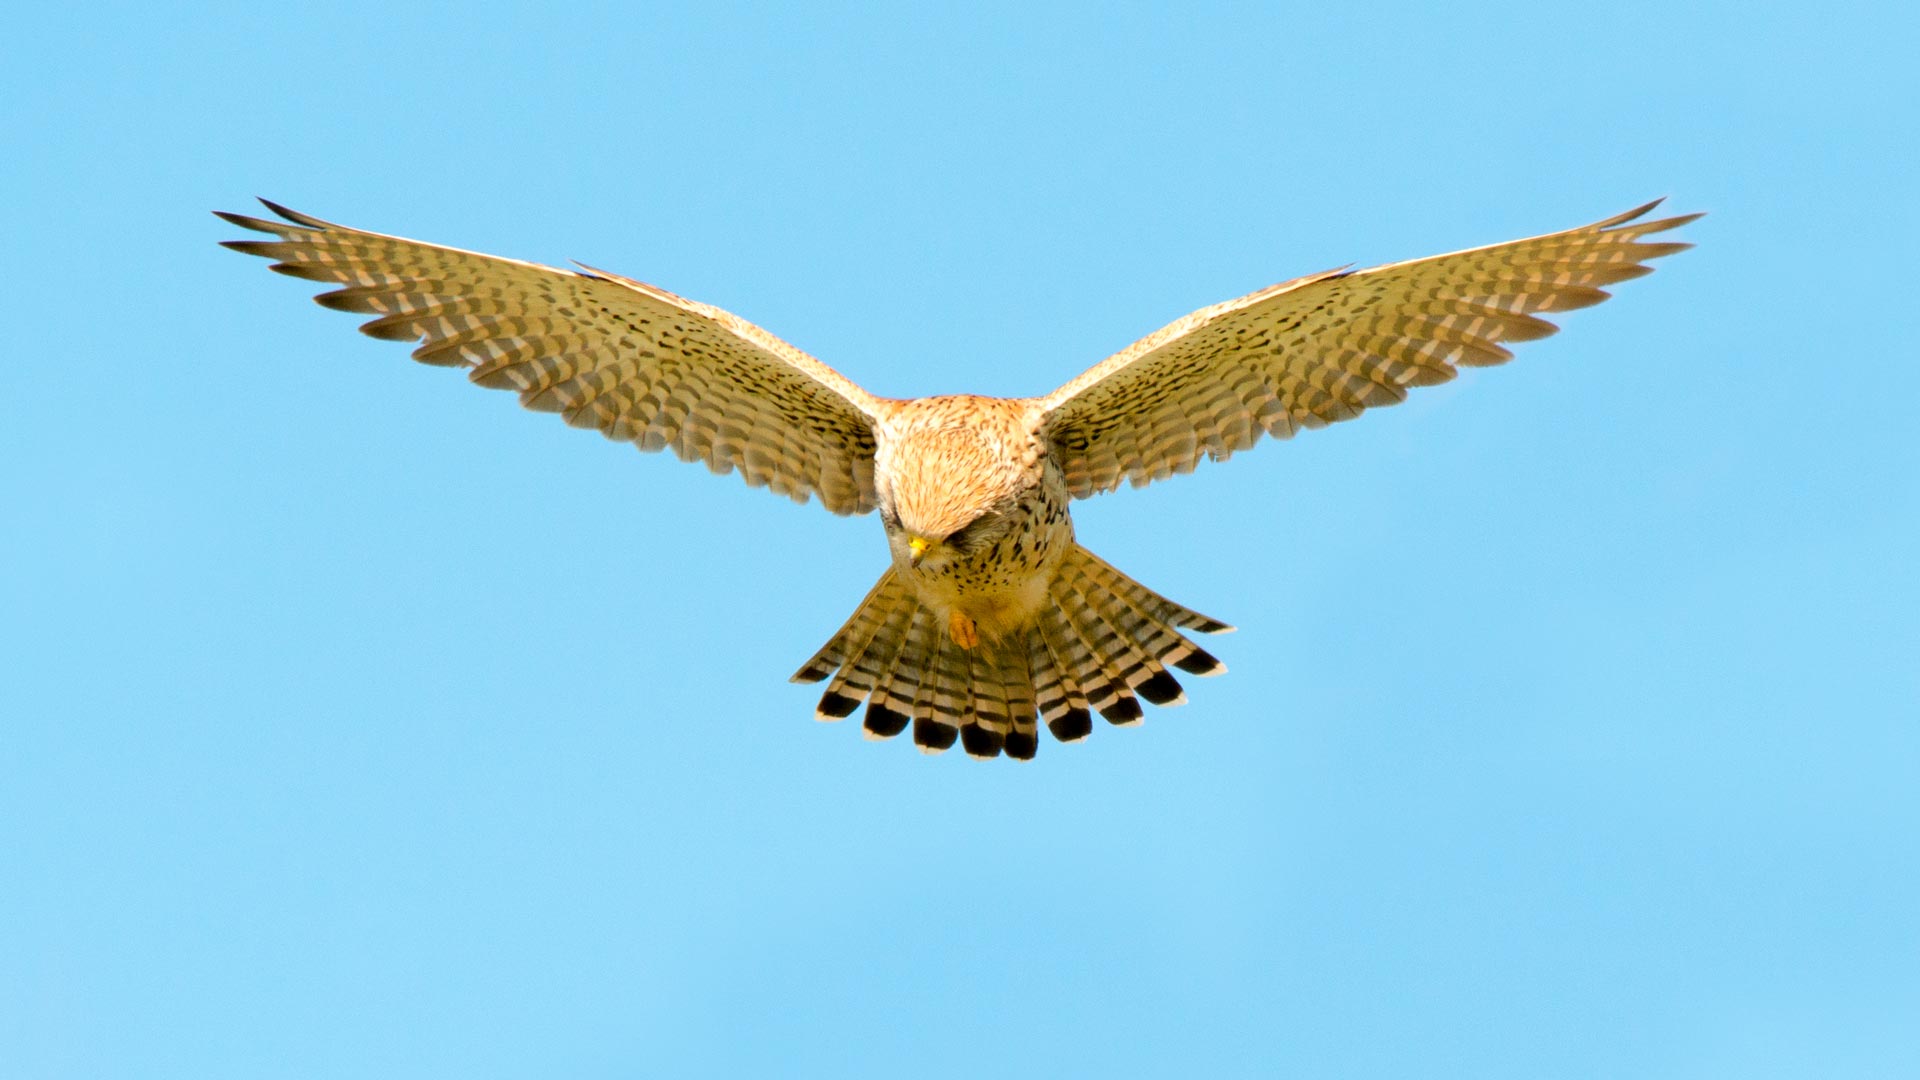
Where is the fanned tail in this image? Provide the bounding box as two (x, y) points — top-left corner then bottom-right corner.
(861, 605), (932, 741)
(791, 570), (916, 719)
(1000, 645), (1041, 761)
(1030, 616), (1094, 743)
(791, 545), (1228, 759)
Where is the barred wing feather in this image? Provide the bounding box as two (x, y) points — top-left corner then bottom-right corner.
(219, 200), (885, 514)
(1040, 201), (1699, 497)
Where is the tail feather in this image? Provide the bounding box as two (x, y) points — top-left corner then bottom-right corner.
(1050, 579), (1146, 725)
(1082, 572), (1182, 699)
(959, 646), (1009, 760)
(1031, 618), (1095, 742)
(1001, 646), (1041, 761)
(1058, 558), (1186, 707)
(1073, 546), (1234, 637)
(793, 544), (1227, 758)
(1084, 564), (1227, 679)
(1039, 604), (1106, 717)
(811, 582), (916, 719)
(1041, 598), (1132, 724)
(791, 570), (904, 685)
(916, 635), (965, 752)
(861, 605), (929, 739)
(894, 616), (940, 737)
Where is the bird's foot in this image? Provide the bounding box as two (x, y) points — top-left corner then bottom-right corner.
(947, 610), (979, 650)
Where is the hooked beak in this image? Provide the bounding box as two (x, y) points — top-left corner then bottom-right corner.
(907, 536), (931, 566)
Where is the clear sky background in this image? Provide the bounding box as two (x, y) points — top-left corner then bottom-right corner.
(3, 3), (1915, 1077)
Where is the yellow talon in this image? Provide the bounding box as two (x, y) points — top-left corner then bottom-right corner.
(948, 610), (979, 649)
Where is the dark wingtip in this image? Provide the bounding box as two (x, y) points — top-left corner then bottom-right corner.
(359, 317), (426, 342)
(815, 690), (860, 720)
(863, 702), (909, 739)
(265, 261), (334, 281)
(219, 239), (278, 258)
(1598, 198), (1665, 229)
(213, 209), (277, 232)
(1598, 199), (1705, 234)
(314, 289), (366, 313)
(257, 198), (326, 227)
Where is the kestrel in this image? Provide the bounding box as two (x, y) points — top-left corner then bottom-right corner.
(219, 199), (1696, 760)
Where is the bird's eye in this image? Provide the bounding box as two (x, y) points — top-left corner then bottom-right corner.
(879, 504), (900, 530)
(945, 513), (999, 552)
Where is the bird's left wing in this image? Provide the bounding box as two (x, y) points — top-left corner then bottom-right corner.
(1038, 201), (1698, 498)
(220, 201), (885, 514)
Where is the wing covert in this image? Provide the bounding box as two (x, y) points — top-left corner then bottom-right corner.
(1039, 201), (1699, 497)
(219, 200), (885, 514)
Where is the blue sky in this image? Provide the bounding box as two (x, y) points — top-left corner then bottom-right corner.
(3, 3), (1915, 1077)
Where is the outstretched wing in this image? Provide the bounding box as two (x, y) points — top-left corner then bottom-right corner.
(1038, 201), (1699, 498)
(220, 201), (886, 514)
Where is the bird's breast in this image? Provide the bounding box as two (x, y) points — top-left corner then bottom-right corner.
(902, 489), (1073, 645)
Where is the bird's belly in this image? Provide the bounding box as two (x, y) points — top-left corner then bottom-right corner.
(949, 574), (1053, 643)
(908, 521), (1069, 645)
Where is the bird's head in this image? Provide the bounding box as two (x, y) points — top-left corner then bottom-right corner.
(874, 399), (1040, 573)
(882, 503), (1017, 571)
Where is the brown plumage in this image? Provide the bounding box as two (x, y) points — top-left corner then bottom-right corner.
(219, 198), (1698, 759)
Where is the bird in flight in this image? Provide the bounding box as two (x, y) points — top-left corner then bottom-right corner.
(220, 199), (1696, 760)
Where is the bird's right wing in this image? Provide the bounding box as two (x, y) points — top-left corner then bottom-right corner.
(1038, 201), (1698, 497)
(220, 200), (887, 514)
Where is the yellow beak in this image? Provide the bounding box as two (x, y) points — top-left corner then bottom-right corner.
(907, 536), (930, 565)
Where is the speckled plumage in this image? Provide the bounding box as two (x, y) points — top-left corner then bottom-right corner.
(221, 199), (1696, 759)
